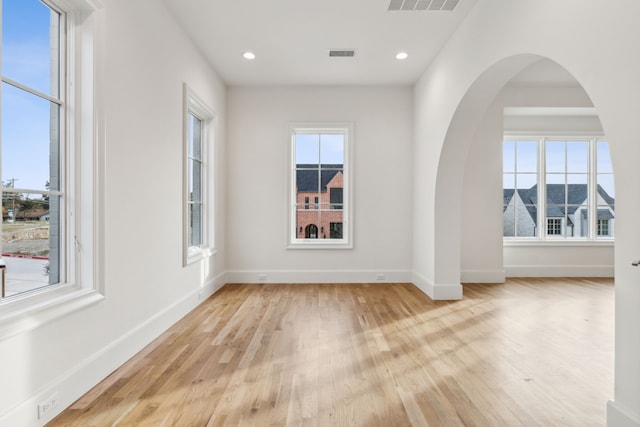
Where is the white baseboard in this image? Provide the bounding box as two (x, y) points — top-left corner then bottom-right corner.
(608, 400), (640, 427)
(505, 264), (614, 277)
(199, 271), (227, 300)
(225, 269), (412, 284)
(0, 277), (226, 427)
(412, 272), (463, 300)
(460, 269), (505, 283)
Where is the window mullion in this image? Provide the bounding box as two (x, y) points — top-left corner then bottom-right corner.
(589, 138), (598, 238)
(540, 138), (545, 239)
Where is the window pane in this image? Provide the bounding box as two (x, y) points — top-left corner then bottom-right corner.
(597, 174), (615, 200)
(189, 114), (202, 160)
(295, 133), (320, 164)
(189, 159), (202, 202)
(1, 193), (59, 297)
(320, 133), (344, 164)
(546, 141), (565, 173)
(546, 182), (566, 205)
(296, 166), (320, 194)
(503, 202), (515, 237)
(1, 0), (61, 98)
(189, 203), (202, 247)
(317, 206), (343, 239)
(565, 206), (582, 238)
(515, 173), (536, 191)
(567, 141), (588, 173)
(2, 82), (60, 192)
(515, 204), (537, 237)
(503, 141), (515, 173)
(516, 141), (537, 173)
(597, 141), (612, 173)
(503, 173), (515, 190)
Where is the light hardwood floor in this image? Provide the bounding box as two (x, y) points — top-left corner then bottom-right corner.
(49, 278), (613, 426)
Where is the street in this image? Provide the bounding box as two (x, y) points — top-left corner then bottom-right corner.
(1, 256), (50, 297)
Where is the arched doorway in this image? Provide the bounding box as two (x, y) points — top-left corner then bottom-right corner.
(305, 224), (318, 239)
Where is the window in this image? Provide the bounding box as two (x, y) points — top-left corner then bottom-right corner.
(330, 188), (343, 209)
(289, 124), (352, 248)
(547, 218), (562, 235)
(503, 137), (614, 240)
(183, 84), (215, 265)
(0, 0), (103, 326)
(329, 222), (342, 239)
(597, 219), (610, 236)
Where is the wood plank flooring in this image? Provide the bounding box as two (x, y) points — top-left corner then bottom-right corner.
(48, 278), (613, 426)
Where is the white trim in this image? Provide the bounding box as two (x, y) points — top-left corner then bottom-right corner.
(460, 269), (506, 283)
(607, 401), (640, 427)
(287, 123), (354, 249)
(503, 107), (598, 117)
(0, 0), (104, 320)
(0, 289), (103, 342)
(504, 239), (614, 247)
(411, 272), (463, 300)
(182, 83), (216, 266)
(0, 281), (224, 427)
(226, 269), (411, 284)
(504, 264), (614, 278)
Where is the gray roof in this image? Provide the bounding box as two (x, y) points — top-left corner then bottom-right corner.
(296, 164), (342, 193)
(503, 183), (615, 224)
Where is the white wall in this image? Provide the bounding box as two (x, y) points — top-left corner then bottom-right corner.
(413, 0), (640, 424)
(461, 84), (614, 282)
(226, 86), (413, 284)
(0, 1), (227, 425)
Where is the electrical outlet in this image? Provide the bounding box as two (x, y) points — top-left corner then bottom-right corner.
(376, 273), (386, 281)
(38, 392), (59, 419)
(258, 274), (268, 282)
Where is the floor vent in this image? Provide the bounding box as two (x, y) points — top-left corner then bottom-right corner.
(329, 49), (356, 58)
(388, 0), (460, 11)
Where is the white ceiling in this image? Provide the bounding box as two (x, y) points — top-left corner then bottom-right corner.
(161, 0), (479, 86)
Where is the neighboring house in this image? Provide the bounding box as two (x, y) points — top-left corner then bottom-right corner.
(296, 164), (344, 239)
(14, 209), (50, 222)
(503, 184), (615, 237)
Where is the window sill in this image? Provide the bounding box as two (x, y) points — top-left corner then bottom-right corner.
(184, 246), (217, 266)
(503, 239), (614, 248)
(0, 287), (104, 342)
(288, 240), (353, 250)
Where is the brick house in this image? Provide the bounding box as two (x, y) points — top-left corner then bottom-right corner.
(295, 164), (344, 239)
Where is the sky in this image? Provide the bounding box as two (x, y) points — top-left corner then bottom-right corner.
(2, 0), (57, 193)
(295, 133), (344, 165)
(503, 140), (615, 199)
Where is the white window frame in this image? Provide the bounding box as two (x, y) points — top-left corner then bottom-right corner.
(288, 123), (353, 249)
(503, 134), (614, 244)
(0, 0), (105, 339)
(182, 84), (215, 265)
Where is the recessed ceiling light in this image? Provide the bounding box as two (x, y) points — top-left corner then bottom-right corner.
(242, 51), (256, 60)
(396, 52), (409, 60)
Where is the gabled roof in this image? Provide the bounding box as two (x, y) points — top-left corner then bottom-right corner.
(296, 164), (342, 193)
(504, 183), (615, 224)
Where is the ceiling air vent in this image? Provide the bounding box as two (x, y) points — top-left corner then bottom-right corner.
(388, 0), (460, 11)
(329, 49), (356, 58)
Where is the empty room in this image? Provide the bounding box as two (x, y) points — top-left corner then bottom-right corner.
(0, 0), (639, 426)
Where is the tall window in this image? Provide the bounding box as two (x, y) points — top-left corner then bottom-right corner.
(503, 137), (614, 240)
(0, 0), (102, 320)
(183, 84), (215, 265)
(1, 0), (63, 297)
(289, 124), (352, 248)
